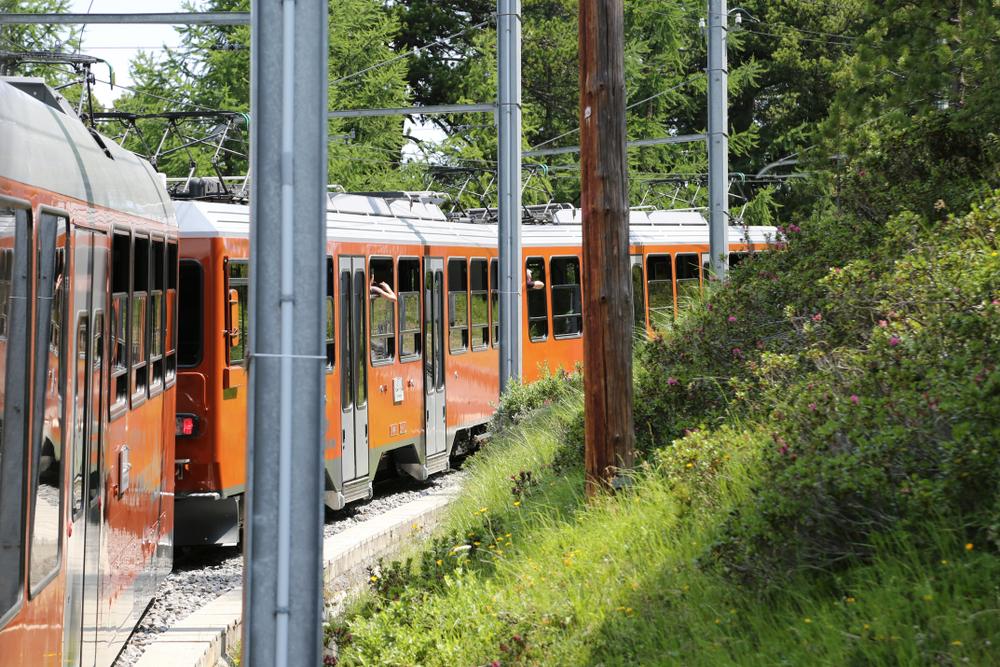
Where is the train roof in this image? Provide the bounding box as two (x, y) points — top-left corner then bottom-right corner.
(0, 78), (175, 227)
(176, 194), (777, 248)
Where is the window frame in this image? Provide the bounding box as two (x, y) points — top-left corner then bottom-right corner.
(396, 256), (422, 363)
(129, 232), (150, 409)
(525, 256), (548, 342)
(147, 235), (165, 398)
(489, 258), (499, 349)
(674, 252), (702, 315)
(325, 256), (335, 372)
(225, 257), (249, 367)
(447, 256), (469, 354)
(469, 257), (489, 351)
(548, 254), (583, 340)
(109, 228), (131, 421)
(368, 255), (396, 366)
(645, 253), (675, 329)
(164, 238), (178, 385)
(176, 258), (204, 369)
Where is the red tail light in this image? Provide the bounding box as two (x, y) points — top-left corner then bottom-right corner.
(176, 414), (197, 437)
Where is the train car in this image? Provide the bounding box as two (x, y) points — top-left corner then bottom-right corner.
(172, 192), (773, 545)
(0, 78), (178, 666)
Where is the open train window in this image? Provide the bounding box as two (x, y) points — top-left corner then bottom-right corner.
(369, 257), (395, 365)
(490, 258), (499, 348)
(326, 257), (335, 371)
(226, 259), (249, 366)
(676, 253), (701, 310)
(149, 238), (165, 396)
(110, 231), (130, 418)
(0, 206), (30, 619)
(631, 258), (646, 334)
(526, 257), (548, 342)
(397, 258), (421, 361)
(646, 254), (673, 330)
(177, 260), (203, 368)
(165, 240), (178, 383)
(28, 213), (66, 596)
(550, 256), (582, 339)
(470, 258), (489, 350)
(131, 235), (150, 406)
(448, 258), (468, 353)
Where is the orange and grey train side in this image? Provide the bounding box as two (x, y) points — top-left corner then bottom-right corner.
(0, 79), (178, 666)
(172, 195), (774, 545)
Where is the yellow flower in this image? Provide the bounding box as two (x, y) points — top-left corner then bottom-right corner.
(803, 618), (812, 624)
(513, 500), (521, 507)
(951, 640), (963, 646)
(940, 559), (949, 565)
(965, 543), (974, 551)
(714, 618), (721, 625)
(922, 594), (933, 602)
(863, 624), (871, 631)
(505, 533), (512, 538)
(435, 559), (443, 566)
(625, 608), (634, 616)
(845, 597), (856, 604)
(685, 462), (694, 468)
(992, 251), (999, 257)
(370, 575), (378, 582)
(473, 541), (481, 546)
(478, 507), (488, 514)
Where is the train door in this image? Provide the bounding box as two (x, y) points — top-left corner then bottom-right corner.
(338, 256), (369, 483)
(64, 227), (106, 667)
(423, 258), (446, 458)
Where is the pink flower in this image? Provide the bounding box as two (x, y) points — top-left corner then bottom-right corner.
(667, 377), (679, 386)
(732, 347), (744, 359)
(812, 313), (822, 322)
(728, 315), (737, 323)
(850, 395), (860, 405)
(788, 224), (801, 233)
(878, 320), (888, 328)
(889, 335), (901, 347)
(808, 403), (817, 412)
(707, 303), (713, 312)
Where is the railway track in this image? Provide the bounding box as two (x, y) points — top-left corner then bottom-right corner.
(115, 466), (467, 666)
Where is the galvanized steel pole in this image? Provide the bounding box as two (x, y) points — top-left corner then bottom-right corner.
(497, 0), (523, 391)
(245, 0), (327, 665)
(707, 0), (729, 280)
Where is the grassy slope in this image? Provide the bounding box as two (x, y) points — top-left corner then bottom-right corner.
(334, 196), (1000, 666)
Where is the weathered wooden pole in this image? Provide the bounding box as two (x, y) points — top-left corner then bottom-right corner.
(579, 0), (635, 496)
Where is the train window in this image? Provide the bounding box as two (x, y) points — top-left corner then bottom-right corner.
(325, 257), (335, 371)
(470, 258), (489, 350)
(29, 213), (66, 594)
(550, 256), (582, 338)
(729, 251), (750, 268)
(369, 257), (396, 364)
(448, 258), (468, 353)
(131, 235), (150, 404)
(676, 253), (701, 309)
(0, 207), (30, 618)
(397, 258), (421, 361)
(177, 260), (203, 367)
(646, 254), (673, 330)
(631, 260), (646, 334)
(227, 260), (249, 365)
(110, 231), (130, 417)
(149, 238), (165, 394)
(490, 259), (499, 348)
(165, 241), (178, 383)
(340, 268), (352, 410)
(526, 257), (548, 342)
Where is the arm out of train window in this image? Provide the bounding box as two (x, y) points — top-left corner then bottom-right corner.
(550, 256), (582, 338)
(525, 257), (548, 342)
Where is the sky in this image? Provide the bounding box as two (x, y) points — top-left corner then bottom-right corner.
(66, 0), (446, 156)
(69, 0), (188, 106)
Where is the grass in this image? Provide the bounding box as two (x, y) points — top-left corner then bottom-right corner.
(332, 397), (1000, 666)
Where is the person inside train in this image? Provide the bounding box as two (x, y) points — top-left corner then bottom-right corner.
(526, 267), (545, 290)
(370, 275), (397, 301)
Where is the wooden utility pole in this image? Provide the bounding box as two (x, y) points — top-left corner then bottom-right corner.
(579, 0), (635, 496)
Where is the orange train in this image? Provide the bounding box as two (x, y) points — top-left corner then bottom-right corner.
(172, 194), (773, 544)
(0, 79), (177, 665)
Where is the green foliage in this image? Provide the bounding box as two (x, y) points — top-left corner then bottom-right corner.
(488, 366), (582, 433)
(0, 0), (82, 91)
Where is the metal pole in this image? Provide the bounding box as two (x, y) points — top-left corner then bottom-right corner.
(579, 0), (635, 496)
(245, 0), (327, 665)
(497, 0), (522, 391)
(328, 103), (496, 119)
(707, 0), (729, 280)
(0, 12), (251, 25)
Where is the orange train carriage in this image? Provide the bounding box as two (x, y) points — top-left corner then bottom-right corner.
(172, 194), (774, 545)
(0, 79), (178, 665)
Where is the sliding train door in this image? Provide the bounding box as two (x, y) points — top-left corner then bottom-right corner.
(423, 258), (446, 458)
(64, 226), (107, 667)
(338, 256), (369, 484)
